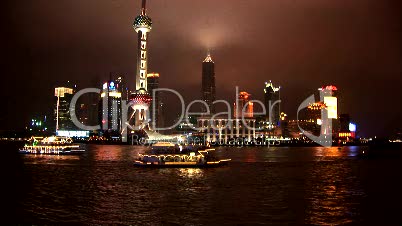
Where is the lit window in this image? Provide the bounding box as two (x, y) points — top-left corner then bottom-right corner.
(141, 60), (146, 69)
(141, 51), (146, 59)
(141, 32), (147, 40)
(141, 41), (146, 49)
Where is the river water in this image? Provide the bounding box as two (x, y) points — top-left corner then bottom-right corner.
(4, 145), (402, 225)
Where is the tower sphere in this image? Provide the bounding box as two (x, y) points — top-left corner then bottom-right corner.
(133, 15), (152, 31)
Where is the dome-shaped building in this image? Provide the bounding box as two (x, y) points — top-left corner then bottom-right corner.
(133, 14), (152, 32)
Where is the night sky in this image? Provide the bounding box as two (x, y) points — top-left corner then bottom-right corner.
(2, 0), (402, 137)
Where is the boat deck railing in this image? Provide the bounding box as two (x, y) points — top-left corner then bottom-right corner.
(140, 153), (202, 163)
(21, 145), (82, 154)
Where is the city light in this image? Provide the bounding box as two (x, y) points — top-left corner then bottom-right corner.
(54, 87), (73, 97)
(56, 130), (89, 138)
(147, 73), (160, 78)
(323, 96), (337, 119)
(349, 123), (357, 132)
(109, 92), (121, 98)
(322, 85), (338, 91)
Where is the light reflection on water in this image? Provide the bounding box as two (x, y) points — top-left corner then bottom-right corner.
(10, 145), (402, 225)
(22, 154), (80, 164)
(92, 145), (149, 162)
(312, 146), (343, 157)
(303, 159), (365, 225)
(177, 168), (204, 179)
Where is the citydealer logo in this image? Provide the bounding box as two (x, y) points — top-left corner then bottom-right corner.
(296, 89), (334, 147)
(69, 87), (334, 147)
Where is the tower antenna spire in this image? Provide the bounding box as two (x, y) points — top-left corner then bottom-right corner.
(141, 0), (147, 15)
(131, 0), (152, 130)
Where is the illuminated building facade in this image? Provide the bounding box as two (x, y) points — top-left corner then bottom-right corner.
(234, 91), (253, 118)
(147, 73), (163, 130)
(280, 112), (290, 137)
(264, 80), (281, 126)
(28, 116), (48, 134)
(54, 86), (75, 132)
(318, 85), (338, 135)
(100, 80), (122, 136)
(197, 117), (256, 144)
(130, 0), (153, 129)
(201, 54), (216, 114)
(299, 102), (328, 136)
(319, 85), (338, 119)
(257, 81), (281, 137)
(349, 123), (357, 138)
(286, 101), (329, 138)
(197, 90), (256, 144)
(307, 102), (327, 125)
(115, 76), (130, 101)
(339, 114), (356, 140)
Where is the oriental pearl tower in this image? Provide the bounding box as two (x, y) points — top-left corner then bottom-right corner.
(130, 0), (152, 129)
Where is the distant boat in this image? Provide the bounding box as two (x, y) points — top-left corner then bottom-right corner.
(19, 136), (85, 155)
(134, 142), (230, 168)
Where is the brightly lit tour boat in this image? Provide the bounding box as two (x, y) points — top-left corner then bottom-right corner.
(19, 136), (85, 155)
(134, 142), (231, 168)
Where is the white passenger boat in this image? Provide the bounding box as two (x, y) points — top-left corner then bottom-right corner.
(19, 136), (86, 155)
(134, 142), (230, 168)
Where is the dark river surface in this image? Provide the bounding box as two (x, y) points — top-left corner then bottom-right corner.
(4, 145), (402, 225)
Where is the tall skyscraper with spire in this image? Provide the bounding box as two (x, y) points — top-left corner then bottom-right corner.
(264, 80), (281, 126)
(201, 54), (216, 114)
(130, 0), (152, 129)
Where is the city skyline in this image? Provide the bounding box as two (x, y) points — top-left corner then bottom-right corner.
(4, 2), (402, 225)
(2, 0), (402, 137)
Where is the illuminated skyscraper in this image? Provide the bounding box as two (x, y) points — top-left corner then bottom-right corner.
(201, 54), (216, 114)
(54, 86), (75, 132)
(100, 80), (122, 136)
(318, 85), (338, 135)
(147, 73), (163, 130)
(303, 102), (327, 136)
(115, 76), (129, 101)
(264, 80), (281, 126)
(319, 85), (338, 119)
(130, 0), (152, 129)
